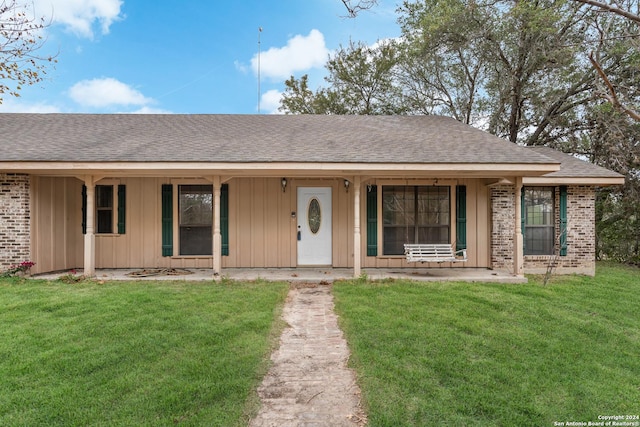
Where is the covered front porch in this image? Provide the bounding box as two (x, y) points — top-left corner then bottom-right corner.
(33, 267), (527, 283)
(27, 172), (537, 279)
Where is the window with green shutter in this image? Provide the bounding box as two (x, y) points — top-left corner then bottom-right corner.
(82, 184), (126, 235)
(523, 187), (555, 255)
(161, 183), (229, 257)
(382, 186), (450, 255)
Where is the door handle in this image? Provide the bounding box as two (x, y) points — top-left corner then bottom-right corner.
(297, 230), (301, 241)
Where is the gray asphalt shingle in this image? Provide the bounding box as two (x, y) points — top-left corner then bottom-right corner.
(0, 113), (553, 164)
(527, 146), (623, 179)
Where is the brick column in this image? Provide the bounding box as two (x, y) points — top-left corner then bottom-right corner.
(0, 174), (31, 270)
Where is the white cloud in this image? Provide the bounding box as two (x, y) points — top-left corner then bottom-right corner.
(69, 77), (153, 108)
(0, 99), (62, 113)
(260, 89), (283, 114)
(128, 106), (173, 114)
(234, 60), (249, 75)
(33, 0), (124, 38)
(251, 29), (330, 80)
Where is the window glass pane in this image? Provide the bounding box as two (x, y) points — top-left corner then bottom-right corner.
(383, 186), (414, 225)
(418, 226), (449, 244)
(382, 186), (450, 255)
(180, 185), (213, 226)
(524, 187), (554, 255)
(417, 186), (449, 226)
(180, 226), (213, 255)
(383, 226), (415, 255)
(525, 187), (553, 225)
(95, 185), (113, 234)
(308, 198), (321, 234)
(179, 185), (213, 255)
(97, 210), (112, 234)
(525, 226), (554, 255)
(96, 185), (113, 208)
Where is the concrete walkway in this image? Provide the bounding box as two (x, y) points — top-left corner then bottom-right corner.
(249, 283), (366, 427)
(33, 267), (526, 283)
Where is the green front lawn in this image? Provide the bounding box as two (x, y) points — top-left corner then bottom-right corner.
(0, 278), (289, 427)
(4, 264), (638, 426)
(334, 264), (640, 426)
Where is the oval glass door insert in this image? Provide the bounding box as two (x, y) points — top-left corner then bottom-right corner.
(308, 198), (321, 234)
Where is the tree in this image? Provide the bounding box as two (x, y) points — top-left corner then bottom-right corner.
(279, 75), (325, 114)
(330, 0), (639, 262)
(395, 0), (491, 123)
(397, 0), (612, 146)
(0, 0), (55, 102)
(581, 0), (640, 121)
(280, 41), (405, 115)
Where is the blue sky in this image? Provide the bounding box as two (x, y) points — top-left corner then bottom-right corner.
(1, 0), (400, 114)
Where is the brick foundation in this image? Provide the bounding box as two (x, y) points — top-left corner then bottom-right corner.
(0, 174), (31, 271)
(491, 185), (596, 276)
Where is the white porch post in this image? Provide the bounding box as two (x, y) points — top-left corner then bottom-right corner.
(83, 176), (96, 277)
(353, 176), (362, 278)
(212, 176), (222, 278)
(514, 177), (524, 277)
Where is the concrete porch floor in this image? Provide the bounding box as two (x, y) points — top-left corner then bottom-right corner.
(34, 267), (527, 283)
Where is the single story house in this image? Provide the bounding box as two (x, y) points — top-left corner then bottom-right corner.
(0, 114), (624, 278)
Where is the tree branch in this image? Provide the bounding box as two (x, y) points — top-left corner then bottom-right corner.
(589, 51), (640, 121)
(340, 0), (378, 18)
(572, 0), (640, 24)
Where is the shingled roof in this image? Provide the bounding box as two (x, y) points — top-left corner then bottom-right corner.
(526, 146), (623, 179)
(0, 113), (553, 164)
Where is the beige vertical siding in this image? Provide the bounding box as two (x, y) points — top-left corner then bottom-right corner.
(229, 178), (296, 267)
(31, 176), (491, 273)
(229, 178), (353, 268)
(94, 178), (164, 269)
(31, 177), (83, 274)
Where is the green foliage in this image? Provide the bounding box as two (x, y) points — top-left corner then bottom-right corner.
(597, 187), (640, 264)
(334, 263), (640, 425)
(279, 40), (405, 115)
(0, 279), (289, 426)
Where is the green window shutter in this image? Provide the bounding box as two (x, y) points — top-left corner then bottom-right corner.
(456, 185), (467, 251)
(117, 184), (126, 234)
(81, 185), (87, 234)
(366, 185), (378, 256)
(559, 186), (568, 256)
(221, 184), (229, 256)
(161, 184), (173, 257)
(521, 188), (526, 251)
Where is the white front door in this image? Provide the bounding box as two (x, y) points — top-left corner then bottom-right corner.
(297, 187), (332, 265)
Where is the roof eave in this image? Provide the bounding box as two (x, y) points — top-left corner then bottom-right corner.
(0, 161), (560, 178)
(523, 176), (625, 186)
